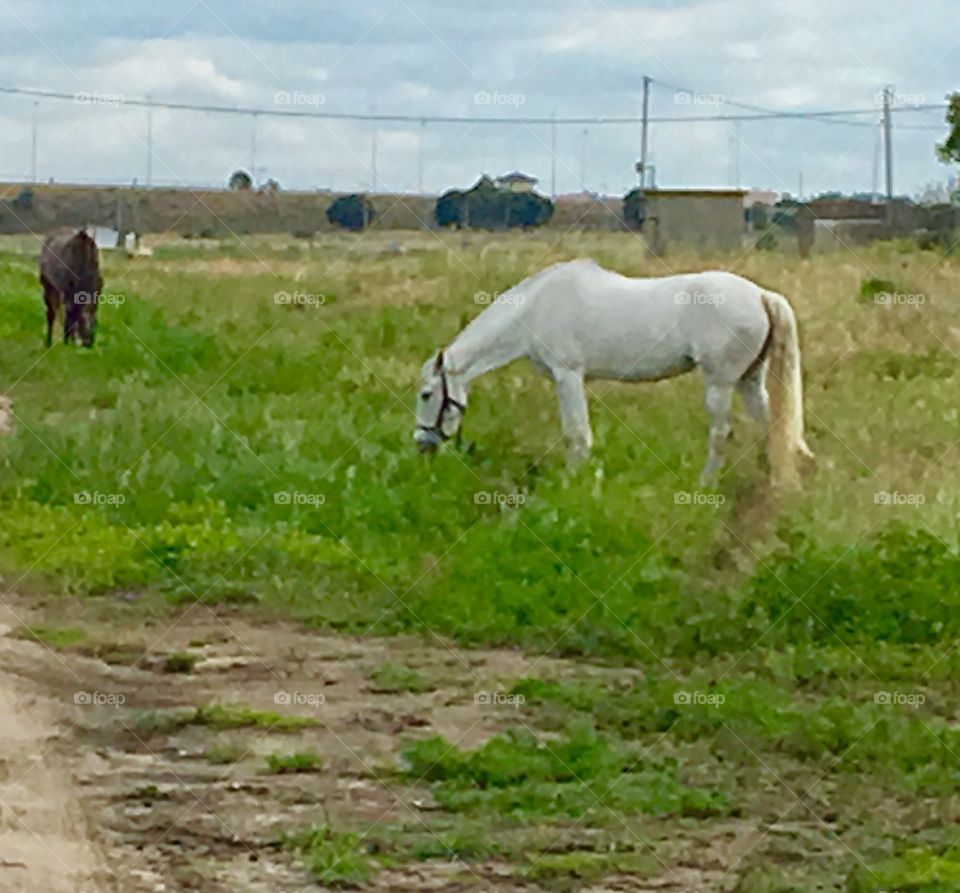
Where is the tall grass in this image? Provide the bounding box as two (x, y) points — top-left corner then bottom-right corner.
(0, 232), (958, 662)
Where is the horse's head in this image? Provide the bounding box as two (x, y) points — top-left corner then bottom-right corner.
(66, 289), (97, 347)
(413, 351), (466, 453)
(67, 230), (100, 347)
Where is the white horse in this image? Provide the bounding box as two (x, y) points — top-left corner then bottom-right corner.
(414, 259), (814, 487)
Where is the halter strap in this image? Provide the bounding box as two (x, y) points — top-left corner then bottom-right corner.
(417, 362), (466, 441)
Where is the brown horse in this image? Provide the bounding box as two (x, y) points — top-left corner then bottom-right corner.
(39, 229), (102, 347)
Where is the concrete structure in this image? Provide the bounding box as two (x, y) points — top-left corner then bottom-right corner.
(812, 218), (889, 253)
(643, 189), (748, 251)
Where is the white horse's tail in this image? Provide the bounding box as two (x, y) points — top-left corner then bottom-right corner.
(761, 291), (814, 488)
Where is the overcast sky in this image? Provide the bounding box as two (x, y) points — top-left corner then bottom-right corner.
(0, 0), (955, 197)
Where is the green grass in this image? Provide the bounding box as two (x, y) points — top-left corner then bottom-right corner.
(399, 723), (728, 819)
(367, 662), (433, 693)
(264, 750), (323, 774)
(281, 824), (374, 888)
(21, 624), (88, 649)
(5, 232), (960, 888)
(162, 651), (199, 673)
(133, 704), (317, 735)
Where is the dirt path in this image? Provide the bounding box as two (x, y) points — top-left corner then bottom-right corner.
(0, 607), (110, 893)
(0, 595), (776, 891)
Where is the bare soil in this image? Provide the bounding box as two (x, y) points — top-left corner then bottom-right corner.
(0, 596), (837, 892)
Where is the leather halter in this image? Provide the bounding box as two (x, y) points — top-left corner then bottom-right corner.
(418, 362), (466, 442)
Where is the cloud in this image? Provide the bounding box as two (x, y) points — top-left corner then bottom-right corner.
(0, 0), (953, 196)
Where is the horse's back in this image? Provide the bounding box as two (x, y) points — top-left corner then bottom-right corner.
(525, 262), (771, 382)
(39, 229), (99, 290)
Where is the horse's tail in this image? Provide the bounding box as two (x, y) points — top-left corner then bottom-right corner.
(761, 291), (814, 488)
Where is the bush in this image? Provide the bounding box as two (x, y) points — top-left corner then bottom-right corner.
(326, 194), (374, 231)
(435, 177), (553, 230)
(622, 188), (647, 229)
(436, 189), (465, 228)
(228, 170), (253, 191)
(12, 188), (34, 211)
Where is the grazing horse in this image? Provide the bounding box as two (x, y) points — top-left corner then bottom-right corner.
(414, 259), (814, 488)
(39, 229), (102, 347)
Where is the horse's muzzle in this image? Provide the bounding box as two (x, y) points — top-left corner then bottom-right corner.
(414, 428), (442, 453)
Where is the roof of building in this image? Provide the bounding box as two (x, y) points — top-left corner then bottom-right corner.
(497, 171), (539, 184)
(646, 188), (748, 198)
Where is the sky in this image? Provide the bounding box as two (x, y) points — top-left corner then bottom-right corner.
(0, 0), (955, 198)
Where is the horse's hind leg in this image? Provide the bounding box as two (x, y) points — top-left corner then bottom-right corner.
(700, 382), (734, 487)
(554, 369), (592, 465)
(736, 364), (769, 424)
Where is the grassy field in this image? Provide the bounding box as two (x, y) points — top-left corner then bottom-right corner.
(3, 229), (960, 890)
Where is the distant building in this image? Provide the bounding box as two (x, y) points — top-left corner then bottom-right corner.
(642, 188), (748, 251)
(744, 188), (778, 208)
(496, 171), (538, 192)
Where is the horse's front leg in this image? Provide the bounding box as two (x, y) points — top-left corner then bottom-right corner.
(700, 382), (734, 487)
(554, 369), (592, 465)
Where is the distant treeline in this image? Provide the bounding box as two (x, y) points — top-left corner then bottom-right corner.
(327, 176), (556, 232)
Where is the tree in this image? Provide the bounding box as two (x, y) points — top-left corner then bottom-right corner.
(229, 170), (253, 191)
(327, 194), (374, 231)
(435, 189), (465, 228)
(937, 93), (960, 165)
(504, 191), (554, 228)
(434, 176), (554, 230)
(622, 188), (647, 229)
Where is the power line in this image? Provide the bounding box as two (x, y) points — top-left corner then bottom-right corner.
(649, 77), (948, 129)
(0, 84), (948, 128)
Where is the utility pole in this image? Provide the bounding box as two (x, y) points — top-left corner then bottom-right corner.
(882, 85), (894, 222)
(872, 124), (881, 202)
(371, 120), (379, 192)
(30, 101), (38, 183)
(250, 112), (258, 185)
(580, 127), (588, 192)
(418, 118), (425, 193)
(146, 95), (153, 187)
(640, 75), (651, 189)
(550, 113), (557, 198)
